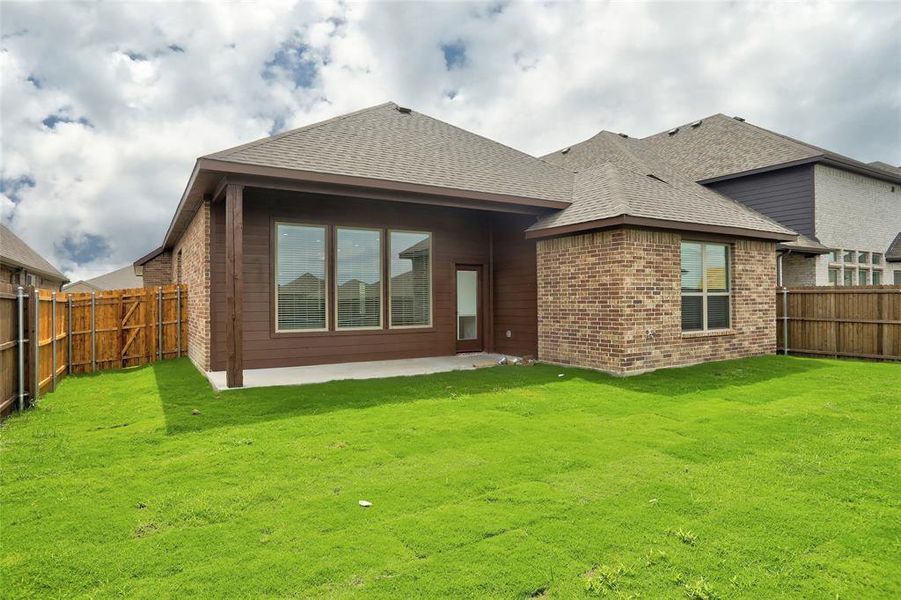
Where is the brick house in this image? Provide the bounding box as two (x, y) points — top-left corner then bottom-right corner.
(137, 103), (795, 387)
(1, 224), (68, 290)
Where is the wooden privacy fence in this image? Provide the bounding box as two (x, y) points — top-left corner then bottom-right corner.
(777, 285), (901, 360)
(0, 283), (187, 416)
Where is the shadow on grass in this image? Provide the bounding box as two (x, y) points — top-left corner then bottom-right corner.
(155, 354), (827, 435)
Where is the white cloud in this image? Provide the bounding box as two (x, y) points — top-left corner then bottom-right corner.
(1, 0), (898, 280)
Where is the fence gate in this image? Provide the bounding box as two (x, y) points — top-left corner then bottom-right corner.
(0, 284), (187, 416)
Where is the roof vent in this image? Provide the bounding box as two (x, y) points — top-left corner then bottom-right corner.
(690, 120), (702, 128)
(396, 106), (412, 114)
(561, 147), (570, 154)
(647, 174), (667, 183)
(667, 127), (679, 136)
(618, 133), (628, 138)
(733, 116), (745, 122)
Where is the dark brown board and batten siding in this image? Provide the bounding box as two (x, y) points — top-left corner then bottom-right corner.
(210, 188), (539, 371)
(705, 165), (815, 238)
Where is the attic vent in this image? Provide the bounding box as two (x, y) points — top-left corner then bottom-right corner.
(561, 147), (570, 154)
(618, 133), (628, 138)
(396, 106), (412, 114)
(733, 116), (745, 122)
(647, 174), (667, 183)
(690, 120), (702, 128)
(667, 127), (679, 136)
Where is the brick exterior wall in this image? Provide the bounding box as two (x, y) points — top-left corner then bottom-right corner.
(0, 264), (63, 290)
(141, 252), (172, 287)
(537, 227), (777, 375)
(171, 201), (211, 371)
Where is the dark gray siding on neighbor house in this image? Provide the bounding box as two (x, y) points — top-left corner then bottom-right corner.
(705, 165), (815, 238)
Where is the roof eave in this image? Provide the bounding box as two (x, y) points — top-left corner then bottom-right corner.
(0, 257), (68, 283)
(698, 155), (901, 186)
(525, 215), (796, 242)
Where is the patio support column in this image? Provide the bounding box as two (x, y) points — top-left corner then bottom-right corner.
(225, 183), (244, 388)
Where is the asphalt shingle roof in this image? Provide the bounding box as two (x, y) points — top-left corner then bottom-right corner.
(63, 265), (142, 292)
(0, 224), (67, 282)
(642, 114), (901, 184)
(886, 232), (901, 262)
(531, 131), (795, 236)
(206, 102), (573, 203)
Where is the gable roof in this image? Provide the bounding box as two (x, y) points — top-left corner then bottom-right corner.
(63, 265), (143, 292)
(642, 114), (901, 184)
(886, 232), (901, 263)
(529, 131), (795, 239)
(0, 224), (67, 282)
(205, 102), (573, 204)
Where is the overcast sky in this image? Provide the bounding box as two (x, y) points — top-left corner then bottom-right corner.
(2, 1), (899, 280)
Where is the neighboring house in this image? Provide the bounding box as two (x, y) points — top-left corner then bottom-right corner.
(137, 102), (795, 386)
(63, 265), (143, 293)
(0, 224), (68, 290)
(642, 114), (901, 286)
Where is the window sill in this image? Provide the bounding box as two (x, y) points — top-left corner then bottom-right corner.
(271, 326), (435, 339)
(681, 328), (736, 339)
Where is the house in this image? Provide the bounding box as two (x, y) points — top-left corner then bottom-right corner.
(136, 102), (796, 387)
(642, 114), (901, 286)
(0, 224), (68, 290)
(63, 264), (143, 293)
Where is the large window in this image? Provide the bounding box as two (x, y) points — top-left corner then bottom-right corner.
(336, 228), (382, 329)
(389, 231), (432, 327)
(681, 242), (730, 332)
(276, 223), (327, 331)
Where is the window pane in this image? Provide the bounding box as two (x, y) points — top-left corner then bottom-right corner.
(828, 268), (838, 285)
(827, 250), (838, 262)
(705, 244), (729, 292)
(895, 271), (901, 285)
(707, 296), (730, 329)
(276, 223), (326, 330)
(336, 228), (381, 329)
(681, 296), (703, 331)
(843, 250), (854, 262)
(859, 269), (868, 285)
(872, 253), (882, 265)
(843, 269), (854, 286)
(681, 242), (702, 292)
(858, 252), (869, 264)
(390, 232), (431, 327)
(872, 271), (881, 285)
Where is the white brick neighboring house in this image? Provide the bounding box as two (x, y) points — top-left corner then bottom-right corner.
(812, 165), (901, 286)
(642, 114), (901, 287)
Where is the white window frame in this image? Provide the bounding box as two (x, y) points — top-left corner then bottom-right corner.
(274, 221), (329, 333)
(388, 229), (433, 329)
(681, 241), (731, 332)
(334, 226), (383, 331)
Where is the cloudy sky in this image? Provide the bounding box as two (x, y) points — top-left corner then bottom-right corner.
(2, 1), (899, 281)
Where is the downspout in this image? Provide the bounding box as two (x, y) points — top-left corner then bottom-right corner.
(17, 286), (25, 411)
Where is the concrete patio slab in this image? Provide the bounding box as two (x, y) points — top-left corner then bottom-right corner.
(205, 353), (511, 391)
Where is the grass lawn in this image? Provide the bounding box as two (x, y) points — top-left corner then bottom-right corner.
(1, 356), (899, 598)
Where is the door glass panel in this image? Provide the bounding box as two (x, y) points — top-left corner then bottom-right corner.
(456, 270), (478, 341)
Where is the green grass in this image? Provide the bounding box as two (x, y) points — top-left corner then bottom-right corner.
(1, 356), (899, 599)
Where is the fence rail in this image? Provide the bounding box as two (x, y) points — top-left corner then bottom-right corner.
(776, 285), (901, 360)
(0, 283), (186, 417)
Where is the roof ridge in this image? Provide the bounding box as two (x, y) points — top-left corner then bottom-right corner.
(204, 101), (397, 160)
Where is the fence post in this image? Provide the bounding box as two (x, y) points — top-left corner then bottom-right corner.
(51, 292), (57, 391)
(67, 295), (72, 374)
(176, 286), (181, 358)
(782, 287), (789, 356)
(17, 286), (26, 411)
(91, 292), (96, 372)
(158, 287), (163, 361)
(31, 288), (39, 403)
